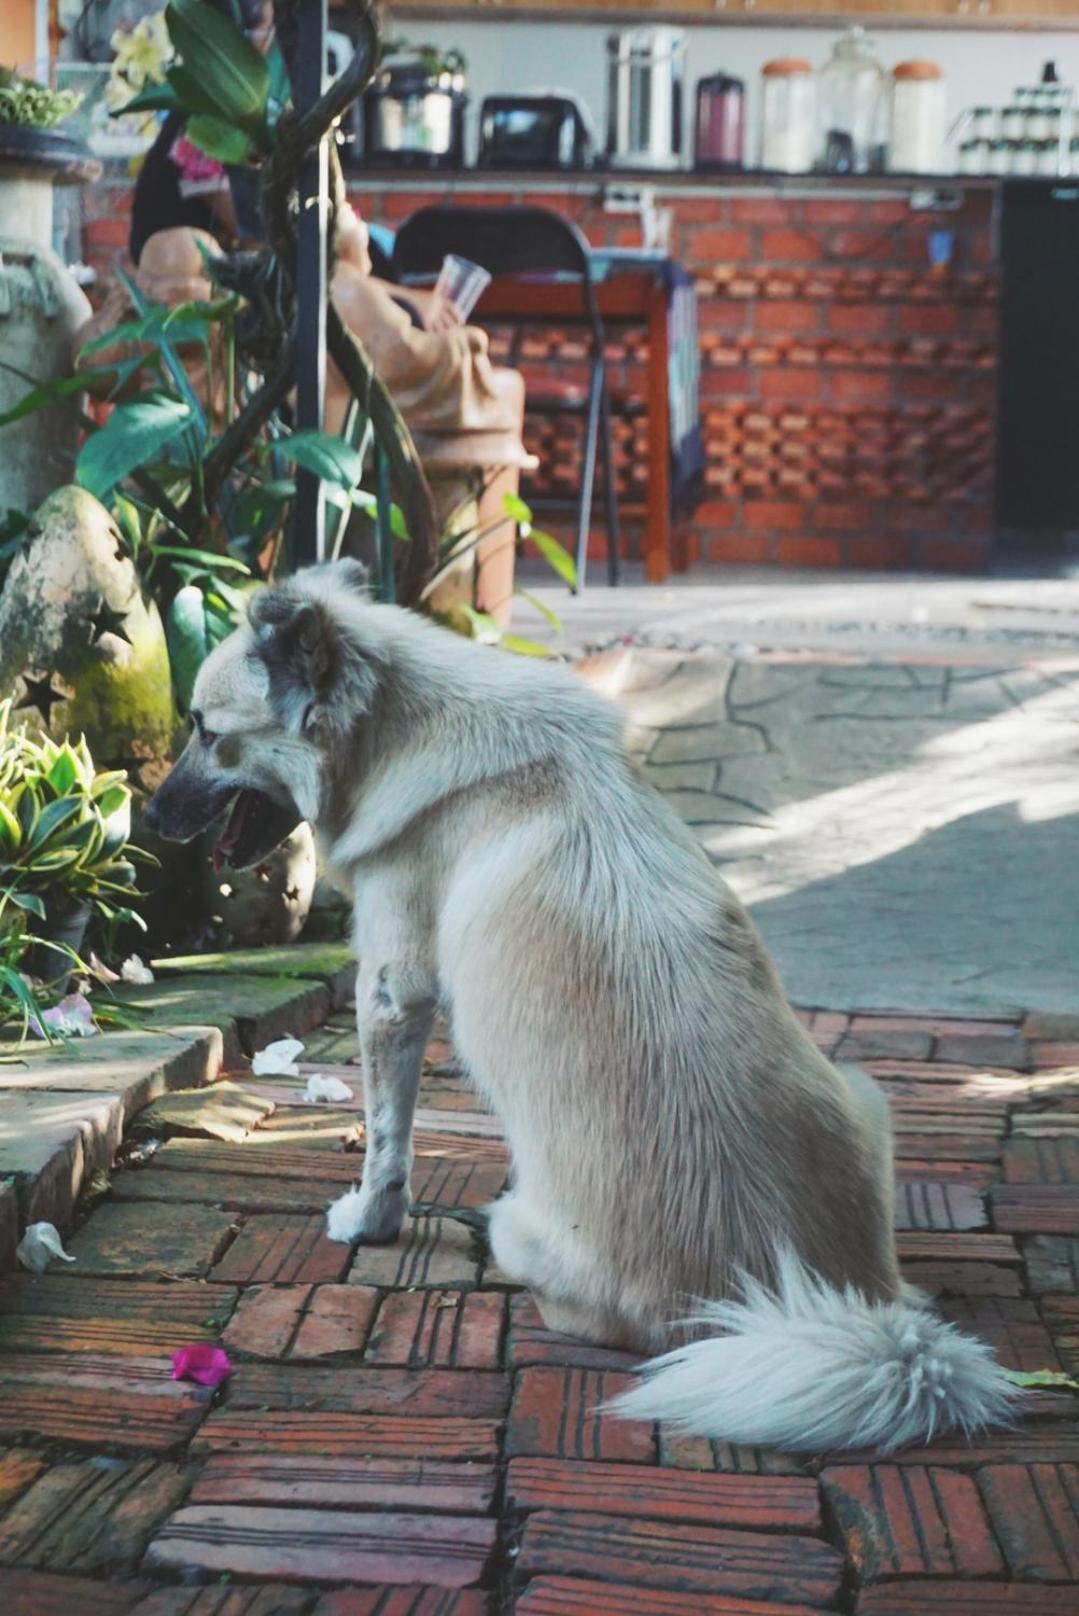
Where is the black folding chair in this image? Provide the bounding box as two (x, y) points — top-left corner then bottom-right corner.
(392, 204), (620, 590)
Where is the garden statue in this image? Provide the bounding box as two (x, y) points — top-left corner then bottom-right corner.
(0, 486), (178, 794)
(74, 226), (230, 429)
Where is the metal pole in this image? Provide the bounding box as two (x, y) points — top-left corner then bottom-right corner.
(293, 0), (328, 565)
(375, 442), (395, 602)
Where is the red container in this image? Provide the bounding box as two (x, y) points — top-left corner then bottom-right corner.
(695, 73), (746, 172)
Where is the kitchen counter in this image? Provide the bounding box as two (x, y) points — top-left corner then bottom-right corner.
(344, 161), (1006, 195)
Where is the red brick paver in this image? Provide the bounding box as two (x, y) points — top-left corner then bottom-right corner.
(1, 1004), (1078, 1612)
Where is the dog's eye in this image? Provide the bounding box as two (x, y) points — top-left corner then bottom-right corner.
(201, 728), (219, 746)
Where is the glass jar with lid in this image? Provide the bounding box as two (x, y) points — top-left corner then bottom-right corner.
(1036, 138), (1062, 176)
(1012, 139), (1038, 177)
(971, 105), (996, 141)
(957, 138), (987, 175)
(1027, 92), (1051, 141)
(817, 25), (888, 173)
(1000, 105), (1024, 141)
(987, 139), (1011, 176)
(889, 60), (945, 175)
(760, 58), (816, 174)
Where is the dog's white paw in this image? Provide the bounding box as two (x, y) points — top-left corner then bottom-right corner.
(325, 1184), (407, 1245)
(326, 1189), (367, 1244)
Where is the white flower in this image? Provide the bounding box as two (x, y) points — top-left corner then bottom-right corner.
(110, 12), (173, 89)
(120, 954), (154, 985)
(303, 1074), (354, 1104)
(16, 1222), (76, 1274)
(251, 1036), (304, 1077)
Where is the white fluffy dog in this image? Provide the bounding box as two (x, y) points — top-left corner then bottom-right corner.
(146, 562), (1017, 1452)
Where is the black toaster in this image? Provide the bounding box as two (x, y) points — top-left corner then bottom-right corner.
(477, 95), (594, 170)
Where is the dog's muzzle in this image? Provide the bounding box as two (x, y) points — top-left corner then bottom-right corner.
(145, 750), (302, 871)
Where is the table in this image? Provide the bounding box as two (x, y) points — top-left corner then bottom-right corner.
(476, 270), (676, 585)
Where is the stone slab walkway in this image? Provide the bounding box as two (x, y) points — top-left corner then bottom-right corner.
(0, 945), (356, 1271)
(1, 996), (1078, 1613)
(581, 645), (1079, 1017)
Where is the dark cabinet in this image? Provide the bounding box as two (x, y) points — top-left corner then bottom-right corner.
(998, 180), (1079, 544)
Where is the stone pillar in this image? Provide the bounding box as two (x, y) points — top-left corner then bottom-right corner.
(0, 127), (99, 516)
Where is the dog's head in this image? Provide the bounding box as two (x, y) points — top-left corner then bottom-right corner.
(145, 561), (379, 870)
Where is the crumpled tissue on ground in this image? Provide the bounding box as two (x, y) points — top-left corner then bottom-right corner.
(16, 1222), (76, 1273)
(251, 1035), (305, 1076)
(303, 1073), (355, 1103)
(120, 954), (155, 985)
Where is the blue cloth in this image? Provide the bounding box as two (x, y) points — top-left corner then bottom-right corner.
(590, 250), (704, 513)
(367, 222), (397, 262)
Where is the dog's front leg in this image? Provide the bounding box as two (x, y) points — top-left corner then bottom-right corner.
(326, 960), (436, 1244)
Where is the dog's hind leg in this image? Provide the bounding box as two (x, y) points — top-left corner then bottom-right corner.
(327, 956), (437, 1245)
(488, 1191), (634, 1348)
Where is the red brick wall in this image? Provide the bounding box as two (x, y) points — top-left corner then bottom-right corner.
(82, 172), (997, 573)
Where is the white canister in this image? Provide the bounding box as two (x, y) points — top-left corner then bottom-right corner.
(760, 58), (816, 174)
(889, 60), (946, 175)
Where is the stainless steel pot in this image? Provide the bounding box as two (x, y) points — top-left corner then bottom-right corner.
(362, 60), (467, 168)
(607, 26), (686, 170)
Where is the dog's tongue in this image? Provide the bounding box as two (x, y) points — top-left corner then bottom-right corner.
(212, 793), (250, 874)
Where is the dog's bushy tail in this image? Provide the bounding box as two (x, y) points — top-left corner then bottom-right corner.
(611, 1249), (1020, 1453)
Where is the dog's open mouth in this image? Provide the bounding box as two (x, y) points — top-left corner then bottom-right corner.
(211, 789), (301, 874)
(212, 790), (259, 874)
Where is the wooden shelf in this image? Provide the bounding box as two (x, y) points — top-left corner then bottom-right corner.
(389, 0), (1079, 27)
(344, 162), (999, 193)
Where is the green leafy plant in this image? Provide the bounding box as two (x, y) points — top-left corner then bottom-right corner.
(0, 886), (97, 1048)
(416, 488), (573, 657)
(0, 68), (82, 129)
(0, 0), (574, 697)
(116, 0), (280, 167)
(0, 697), (148, 935)
(0, 702), (152, 1048)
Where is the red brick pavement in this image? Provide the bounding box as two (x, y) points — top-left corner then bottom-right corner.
(1, 1007), (1078, 1612)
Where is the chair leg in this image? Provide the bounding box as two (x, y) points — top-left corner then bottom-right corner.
(599, 376), (621, 587)
(575, 362), (603, 594)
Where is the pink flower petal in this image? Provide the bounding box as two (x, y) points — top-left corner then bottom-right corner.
(171, 1343), (232, 1388)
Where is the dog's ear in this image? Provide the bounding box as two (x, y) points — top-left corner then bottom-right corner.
(326, 558), (371, 596)
(248, 584), (380, 737)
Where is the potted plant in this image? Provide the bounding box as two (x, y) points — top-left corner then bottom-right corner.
(0, 697), (147, 983)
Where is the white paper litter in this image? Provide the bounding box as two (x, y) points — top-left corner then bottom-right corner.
(120, 954), (155, 985)
(303, 1074), (355, 1104)
(251, 1036), (305, 1076)
(16, 1222), (76, 1273)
